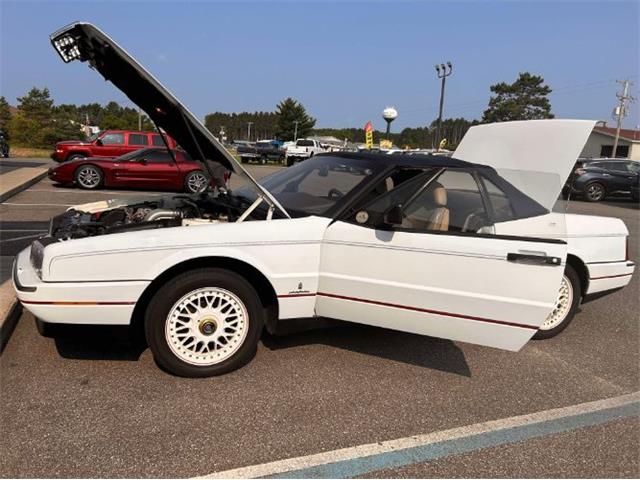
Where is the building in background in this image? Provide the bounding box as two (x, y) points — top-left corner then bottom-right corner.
(580, 123), (640, 160)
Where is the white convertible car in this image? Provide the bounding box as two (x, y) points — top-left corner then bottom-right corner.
(13, 23), (635, 377)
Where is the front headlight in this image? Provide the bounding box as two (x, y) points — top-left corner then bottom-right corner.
(30, 237), (58, 278)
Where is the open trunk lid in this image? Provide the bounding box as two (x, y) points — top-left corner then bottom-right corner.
(454, 119), (595, 211)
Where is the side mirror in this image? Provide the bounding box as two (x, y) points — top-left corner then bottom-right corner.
(95, 138), (103, 146)
(138, 158), (148, 165)
(383, 205), (403, 226)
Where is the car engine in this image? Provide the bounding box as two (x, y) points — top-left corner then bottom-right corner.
(49, 193), (250, 240)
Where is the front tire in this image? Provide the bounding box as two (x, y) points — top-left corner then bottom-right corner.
(584, 182), (606, 202)
(75, 165), (103, 189)
(533, 264), (581, 339)
(145, 268), (264, 377)
(66, 153), (86, 162)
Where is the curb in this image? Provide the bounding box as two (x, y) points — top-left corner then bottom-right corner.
(0, 280), (22, 354)
(0, 165), (48, 353)
(0, 169), (49, 203)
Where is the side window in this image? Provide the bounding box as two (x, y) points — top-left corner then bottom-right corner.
(348, 168), (432, 223)
(101, 133), (124, 145)
(152, 134), (167, 146)
(627, 162), (640, 173)
(128, 133), (149, 146)
(481, 177), (516, 223)
(146, 150), (173, 164)
(402, 170), (490, 233)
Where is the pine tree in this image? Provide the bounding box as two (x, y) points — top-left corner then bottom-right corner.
(275, 98), (316, 141)
(482, 72), (554, 123)
(0, 96), (12, 138)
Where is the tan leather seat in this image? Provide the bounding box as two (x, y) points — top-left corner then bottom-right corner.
(424, 184), (449, 231)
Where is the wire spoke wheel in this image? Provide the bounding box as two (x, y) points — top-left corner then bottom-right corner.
(187, 172), (208, 193)
(541, 274), (573, 331)
(77, 166), (101, 188)
(165, 287), (249, 366)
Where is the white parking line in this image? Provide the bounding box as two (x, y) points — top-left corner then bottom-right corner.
(0, 233), (44, 243)
(1, 203), (73, 207)
(26, 188), (165, 196)
(197, 392), (640, 479)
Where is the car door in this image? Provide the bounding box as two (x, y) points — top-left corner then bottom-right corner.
(316, 168), (567, 351)
(93, 131), (125, 157)
(116, 149), (180, 189)
(609, 161), (638, 191)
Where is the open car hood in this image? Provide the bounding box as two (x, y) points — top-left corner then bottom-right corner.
(50, 22), (289, 218)
(454, 119), (595, 211)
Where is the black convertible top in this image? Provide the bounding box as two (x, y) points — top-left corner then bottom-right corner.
(322, 151), (482, 169)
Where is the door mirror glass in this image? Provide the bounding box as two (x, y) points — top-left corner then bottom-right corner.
(383, 205), (403, 226)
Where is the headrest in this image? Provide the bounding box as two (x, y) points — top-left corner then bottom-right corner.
(432, 182), (447, 206)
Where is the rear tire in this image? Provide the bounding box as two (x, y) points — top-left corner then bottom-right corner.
(584, 182), (606, 202)
(145, 268), (264, 377)
(533, 264), (581, 339)
(75, 165), (103, 189)
(184, 170), (209, 193)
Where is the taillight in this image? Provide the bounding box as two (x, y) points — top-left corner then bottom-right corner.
(625, 236), (629, 261)
(574, 168), (586, 176)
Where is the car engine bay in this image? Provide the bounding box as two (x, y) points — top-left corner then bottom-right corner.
(48, 192), (257, 240)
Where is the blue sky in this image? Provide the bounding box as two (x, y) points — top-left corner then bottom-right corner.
(1, 1), (638, 130)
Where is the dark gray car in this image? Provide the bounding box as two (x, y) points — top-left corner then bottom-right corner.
(564, 159), (640, 202)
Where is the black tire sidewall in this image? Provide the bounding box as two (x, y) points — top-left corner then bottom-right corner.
(533, 264), (581, 340)
(145, 268), (264, 377)
(74, 164), (103, 189)
(585, 182), (605, 202)
(67, 154), (86, 162)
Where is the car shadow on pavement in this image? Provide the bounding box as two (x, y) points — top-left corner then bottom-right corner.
(262, 323), (471, 377)
(600, 198), (639, 210)
(52, 325), (146, 361)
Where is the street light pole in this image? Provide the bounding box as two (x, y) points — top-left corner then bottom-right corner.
(247, 121), (253, 141)
(293, 121), (299, 141)
(434, 61), (452, 151)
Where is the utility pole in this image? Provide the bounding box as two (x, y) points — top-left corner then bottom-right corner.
(434, 61), (453, 151)
(138, 107), (142, 131)
(293, 121), (299, 141)
(247, 121), (253, 141)
(611, 79), (635, 158)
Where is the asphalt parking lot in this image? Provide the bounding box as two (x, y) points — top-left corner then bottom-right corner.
(0, 166), (638, 477)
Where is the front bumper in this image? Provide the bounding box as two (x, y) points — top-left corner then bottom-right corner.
(585, 260), (635, 295)
(50, 151), (65, 162)
(13, 247), (149, 326)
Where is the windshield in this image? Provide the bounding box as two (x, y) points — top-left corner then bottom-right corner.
(235, 155), (384, 217)
(87, 131), (101, 142)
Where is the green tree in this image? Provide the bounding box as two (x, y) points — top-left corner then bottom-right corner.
(275, 98), (316, 141)
(9, 87), (54, 146)
(0, 96), (12, 138)
(482, 72), (554, 123)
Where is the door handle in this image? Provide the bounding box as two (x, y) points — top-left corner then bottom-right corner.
(507, 252), (562, 266)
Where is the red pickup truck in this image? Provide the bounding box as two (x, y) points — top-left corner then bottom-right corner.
(51, 130), (177, 162)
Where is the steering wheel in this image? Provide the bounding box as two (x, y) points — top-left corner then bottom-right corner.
(328, 188), (344, 200)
